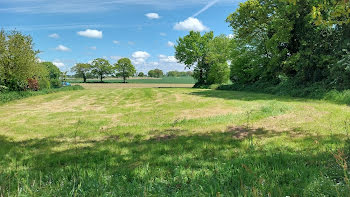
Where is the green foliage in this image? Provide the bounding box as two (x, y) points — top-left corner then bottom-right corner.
(138, 72), (145, 77)
(38, 77), (51, 90)
(91, 58), (113, 82)
(0, 30), (44, 91)
(312, 0), (350, 26)
(324, 90), (350, 105)
(166, 70), (193, 77)
(0, 85), (83, 104)
(206, 35), (231, 84)
(148, 69), (164, 78)
(114, 58), (136, 83)
(175, 31), (214, 85)
(71, 63), (91, 83)
(225, 0), (350, 91)
(41, 62), (62, 88)
(0, 85), (8, 93)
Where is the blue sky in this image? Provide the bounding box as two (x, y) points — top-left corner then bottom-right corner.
(1, 0), (242, 73)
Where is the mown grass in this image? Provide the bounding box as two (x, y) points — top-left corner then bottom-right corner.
(0, 85), (84, 105)
(68, 76), (196, 84)
(1, 87), (350, 196)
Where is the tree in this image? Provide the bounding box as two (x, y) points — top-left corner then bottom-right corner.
(0, 30), (45, 91)
(138, 72), (145, 77)
(148, 69), (164, 78)
(114, 58), (136, 83)
(224, 0), (350, 91)
(41, 62), (61, 88)
(206, 35), (231, 84)
(91, 58), (113, 82)
(148, 70), (155, 77)
(71, 63), (91, 83)
(175, 31), (213, 85)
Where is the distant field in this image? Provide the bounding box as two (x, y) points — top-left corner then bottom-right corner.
(67, 76), (196, 84)
(1, 86), (350, 196)
(75, 83), (194, 89)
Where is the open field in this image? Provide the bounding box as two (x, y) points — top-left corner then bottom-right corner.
(1, 85), (350, 196)
(75, 83), (194, 89)
(67, 76), (196, 84)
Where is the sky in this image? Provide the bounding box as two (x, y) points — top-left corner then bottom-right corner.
(0, 0), (242, 73)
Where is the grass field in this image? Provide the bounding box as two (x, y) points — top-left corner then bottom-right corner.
(1, 85), (350, 196)
(67, 76), (196, 84)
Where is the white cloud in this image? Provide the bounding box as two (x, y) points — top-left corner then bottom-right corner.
(128, 41), (135, 45)
(174, 17), (209, 32)
(113, 40), (120, 44)
(89, 46), (97, 50)
(55, 45), (70, 52)
(159, 55), (177, 63)
(132, 51), (150, 65)
(167, 41), (175, 47)
(77, 29), (102, 39)
(145, 13), (160, 19)
(227, 34), (234, 39)
(53, 61), (65, 68)
(49, 33), (59, 39)
(160, 32), (167, 36)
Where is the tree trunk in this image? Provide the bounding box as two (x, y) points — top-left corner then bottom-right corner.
(83, 75), (87, 83)
(123, 76), (126, 83)
(100, 75), (103, 82)
(199, 68), (204, 84)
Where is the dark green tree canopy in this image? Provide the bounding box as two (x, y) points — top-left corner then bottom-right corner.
(91, 58), (113, 82)
(148, 69), (164, 78)
(41, 62), (62, 88)
(114, 58), (136, 83)
(226, 0), (350, 89)
(175, 31), (214, 85)
(138, 72), (145, 77)
(71, 63), (91, 83)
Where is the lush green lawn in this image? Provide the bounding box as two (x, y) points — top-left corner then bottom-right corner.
(68, 76), (196, 84)
(1, 87), (350, 196)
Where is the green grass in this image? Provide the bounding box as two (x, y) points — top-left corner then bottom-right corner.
(67, 76), (196, 84)
(0, 85), (84, 104)
(1, 87), (350, 196)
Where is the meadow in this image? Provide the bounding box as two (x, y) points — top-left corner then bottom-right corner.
(67, 76), (196, 84)
(1, 84), (350, 196)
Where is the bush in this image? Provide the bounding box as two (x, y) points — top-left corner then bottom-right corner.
(324, 90), (350, 105)
(218, 81), (350, 105)
(38, 78), (51, 90)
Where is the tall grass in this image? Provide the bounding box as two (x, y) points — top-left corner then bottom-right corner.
(0, 85), (84, 104)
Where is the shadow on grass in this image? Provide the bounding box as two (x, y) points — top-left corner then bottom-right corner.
(0, 127), (348, 196)
(189, 89), (318, 103)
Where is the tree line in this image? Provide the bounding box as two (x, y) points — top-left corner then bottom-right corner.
(72, 58), (136, 83)
(175, 0), (350, 91)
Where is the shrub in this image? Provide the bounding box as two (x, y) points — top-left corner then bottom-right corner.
(324, 90), (350, 105)
(38, 78), (51, 90)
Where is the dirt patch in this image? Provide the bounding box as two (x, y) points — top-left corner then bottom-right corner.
(150, 134), (177, 141)
(226, 126), (268, 139)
